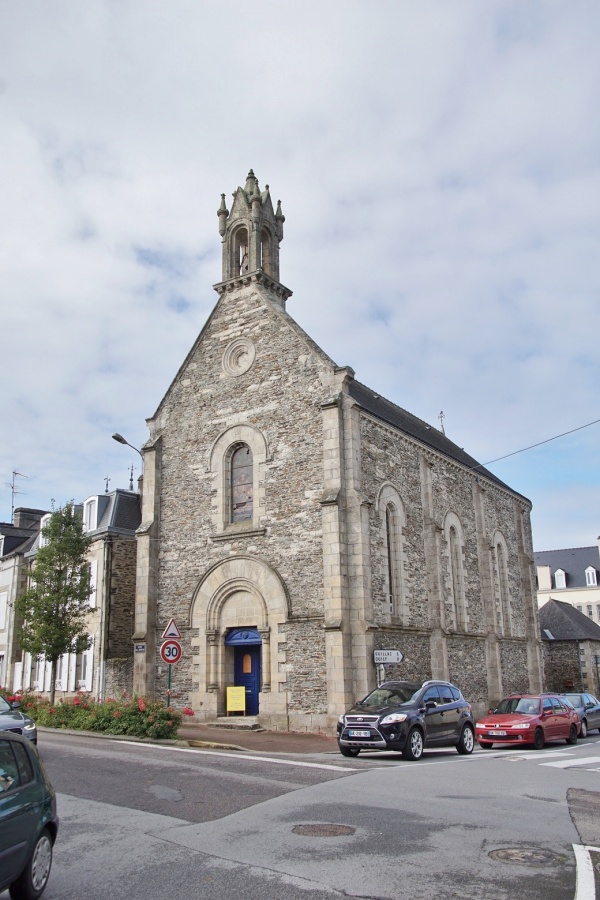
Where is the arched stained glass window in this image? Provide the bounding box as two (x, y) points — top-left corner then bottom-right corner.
(231, 444), (253, 523)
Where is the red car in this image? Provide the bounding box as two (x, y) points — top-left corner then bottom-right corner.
(475, 694), (579, 750)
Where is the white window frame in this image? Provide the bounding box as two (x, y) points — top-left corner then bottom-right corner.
(88, 559), (98, 608)
(82, 497), (98, 533)
(554, 569), (566, 589)
(79, 637), (94, 692)
(22, 653), (32, 691)
(13, 661), (23, 693)
(585, 567), (597, 587)
(38, 513), (52, 549)
(0, 590), (7, 631)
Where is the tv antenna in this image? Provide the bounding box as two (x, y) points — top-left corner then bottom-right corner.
(7, 471), (28, 523)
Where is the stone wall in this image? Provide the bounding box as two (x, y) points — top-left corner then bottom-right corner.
(148, 285), (335, 711)
(356, 409), (540, 707)
(280, 619), (327, 711)
(107, 538), (136, 660)
(542, 642), (584, 692)
(105, 658), (134, 698)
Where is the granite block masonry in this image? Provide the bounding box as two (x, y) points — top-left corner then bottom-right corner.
(133, 170), (544, 730)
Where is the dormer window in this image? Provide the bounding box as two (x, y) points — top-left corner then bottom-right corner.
(38, 513), (52, 548)
(585, 566), (597, 587)
(82, 497), (98, 533)
(554, 568), (566, 589)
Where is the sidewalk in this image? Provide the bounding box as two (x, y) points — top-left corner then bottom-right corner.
(177, 722), (339, 754)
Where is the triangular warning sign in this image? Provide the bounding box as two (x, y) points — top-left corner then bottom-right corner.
(162, 618), (181, 639)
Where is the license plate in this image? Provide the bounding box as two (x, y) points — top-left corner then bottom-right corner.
(348, 729), (370, 738)
(489, 730), (506, 737)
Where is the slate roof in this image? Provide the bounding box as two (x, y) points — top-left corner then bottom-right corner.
(93, 489), (141, 535)
(0, 523), (40, 558)
(347, 379), (521, 496)
(539, 598), (600, 642)
(534, 546), (599, 589)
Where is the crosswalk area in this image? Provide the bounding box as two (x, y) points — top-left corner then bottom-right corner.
(490, 745), (600, 772)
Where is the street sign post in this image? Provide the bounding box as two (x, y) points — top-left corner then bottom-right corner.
(374, 649), (403, 664)
(160, 639), (182, 707)
(160, 640), (182, 664)
(161, 618), (182, 640)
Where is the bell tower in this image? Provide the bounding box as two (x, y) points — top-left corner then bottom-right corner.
(215, 170), (292, 307)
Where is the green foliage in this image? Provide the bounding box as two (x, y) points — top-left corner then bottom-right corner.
(0, 688), (185, 740)
(14, 503), (93, 702)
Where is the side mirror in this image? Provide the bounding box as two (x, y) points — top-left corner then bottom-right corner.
(10, 700), (21, 710)
(425, 700), (437, 710)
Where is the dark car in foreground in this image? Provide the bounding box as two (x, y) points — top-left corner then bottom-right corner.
(559, 692), (600, 738)
(475, 693), (579, 750)
(337, 679), (475, 760)
(0, 696), (37, 743)
(0, 732), (58, 899)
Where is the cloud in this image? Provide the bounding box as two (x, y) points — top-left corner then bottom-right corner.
(1, 1), (599, 550)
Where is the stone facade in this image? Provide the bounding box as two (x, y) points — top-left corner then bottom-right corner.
(133, 170), (544, 729)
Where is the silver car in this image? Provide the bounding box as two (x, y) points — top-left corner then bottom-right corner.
(0, 695), (38, 743)
(561, 693), (600, 738)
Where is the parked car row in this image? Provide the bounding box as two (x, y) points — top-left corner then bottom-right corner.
(336, 679), (600, 759)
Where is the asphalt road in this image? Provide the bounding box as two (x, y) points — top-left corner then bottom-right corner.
(5, 731), (600, 900)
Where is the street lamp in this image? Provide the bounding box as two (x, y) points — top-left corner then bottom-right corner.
(112, 433), (143, 459)
(112, 433), (144, 491)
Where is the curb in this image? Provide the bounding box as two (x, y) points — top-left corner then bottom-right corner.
(36, 725), (248, 752)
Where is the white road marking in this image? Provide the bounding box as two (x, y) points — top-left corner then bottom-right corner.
(541, 756), (600, 769)
(573, 844), (600, 900)
(114, 740), (359, 772)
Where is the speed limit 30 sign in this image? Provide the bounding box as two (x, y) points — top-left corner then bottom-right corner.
(160, 639), (182, 665)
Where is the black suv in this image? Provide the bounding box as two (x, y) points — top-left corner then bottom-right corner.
(337, 679), (475, 760)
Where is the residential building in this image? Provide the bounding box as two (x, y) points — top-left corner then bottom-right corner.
(0, 509), (46, 687)
(535, 541), (600, 625)
(7, 490), (140, 699)
(539, 598), (600, 694)
(132, 169), (543, 728)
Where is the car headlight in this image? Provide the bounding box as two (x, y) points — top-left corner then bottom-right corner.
(24, 722), (36, 731)
(511, 723), (530, 729)
(380, 713), (408, 725)
(338, 715), (345, 725)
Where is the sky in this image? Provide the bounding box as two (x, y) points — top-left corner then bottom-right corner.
(1, 1), (599, 551)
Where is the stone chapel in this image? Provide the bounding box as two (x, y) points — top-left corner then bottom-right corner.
(132, 170), (544, 730)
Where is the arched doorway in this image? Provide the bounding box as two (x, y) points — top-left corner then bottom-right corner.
(224, 628), (262, 715)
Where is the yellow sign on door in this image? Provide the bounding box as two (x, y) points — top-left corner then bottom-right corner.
(226, 686), (246, 714)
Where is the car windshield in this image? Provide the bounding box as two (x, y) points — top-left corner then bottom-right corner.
(563, 694), (584, 707)
(0, 697), (11, 714)
(494, 697), (540, 715)
(359, 684), (420, 707)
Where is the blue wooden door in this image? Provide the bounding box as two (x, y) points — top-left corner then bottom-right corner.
(234, 646), (261, 715)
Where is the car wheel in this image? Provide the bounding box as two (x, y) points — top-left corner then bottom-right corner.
(402, 727), (424, 761)
(533, 728), (545, 750)
(456, 724), (475, 755)
(478, 741), (493, 749)
(580, 719), (588, 739)
(9, 828), (52, 900)
(339, 745), (360, 758)
(566, 724), (578, 745)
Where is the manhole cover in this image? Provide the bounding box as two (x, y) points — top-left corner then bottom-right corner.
(292, 824), (356, 837)
(489, 848), (563, 867)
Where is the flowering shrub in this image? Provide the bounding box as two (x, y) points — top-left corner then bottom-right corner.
(0, 687), (192, 740)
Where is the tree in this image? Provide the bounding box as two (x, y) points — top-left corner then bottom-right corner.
(14, 502), (93, 705)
